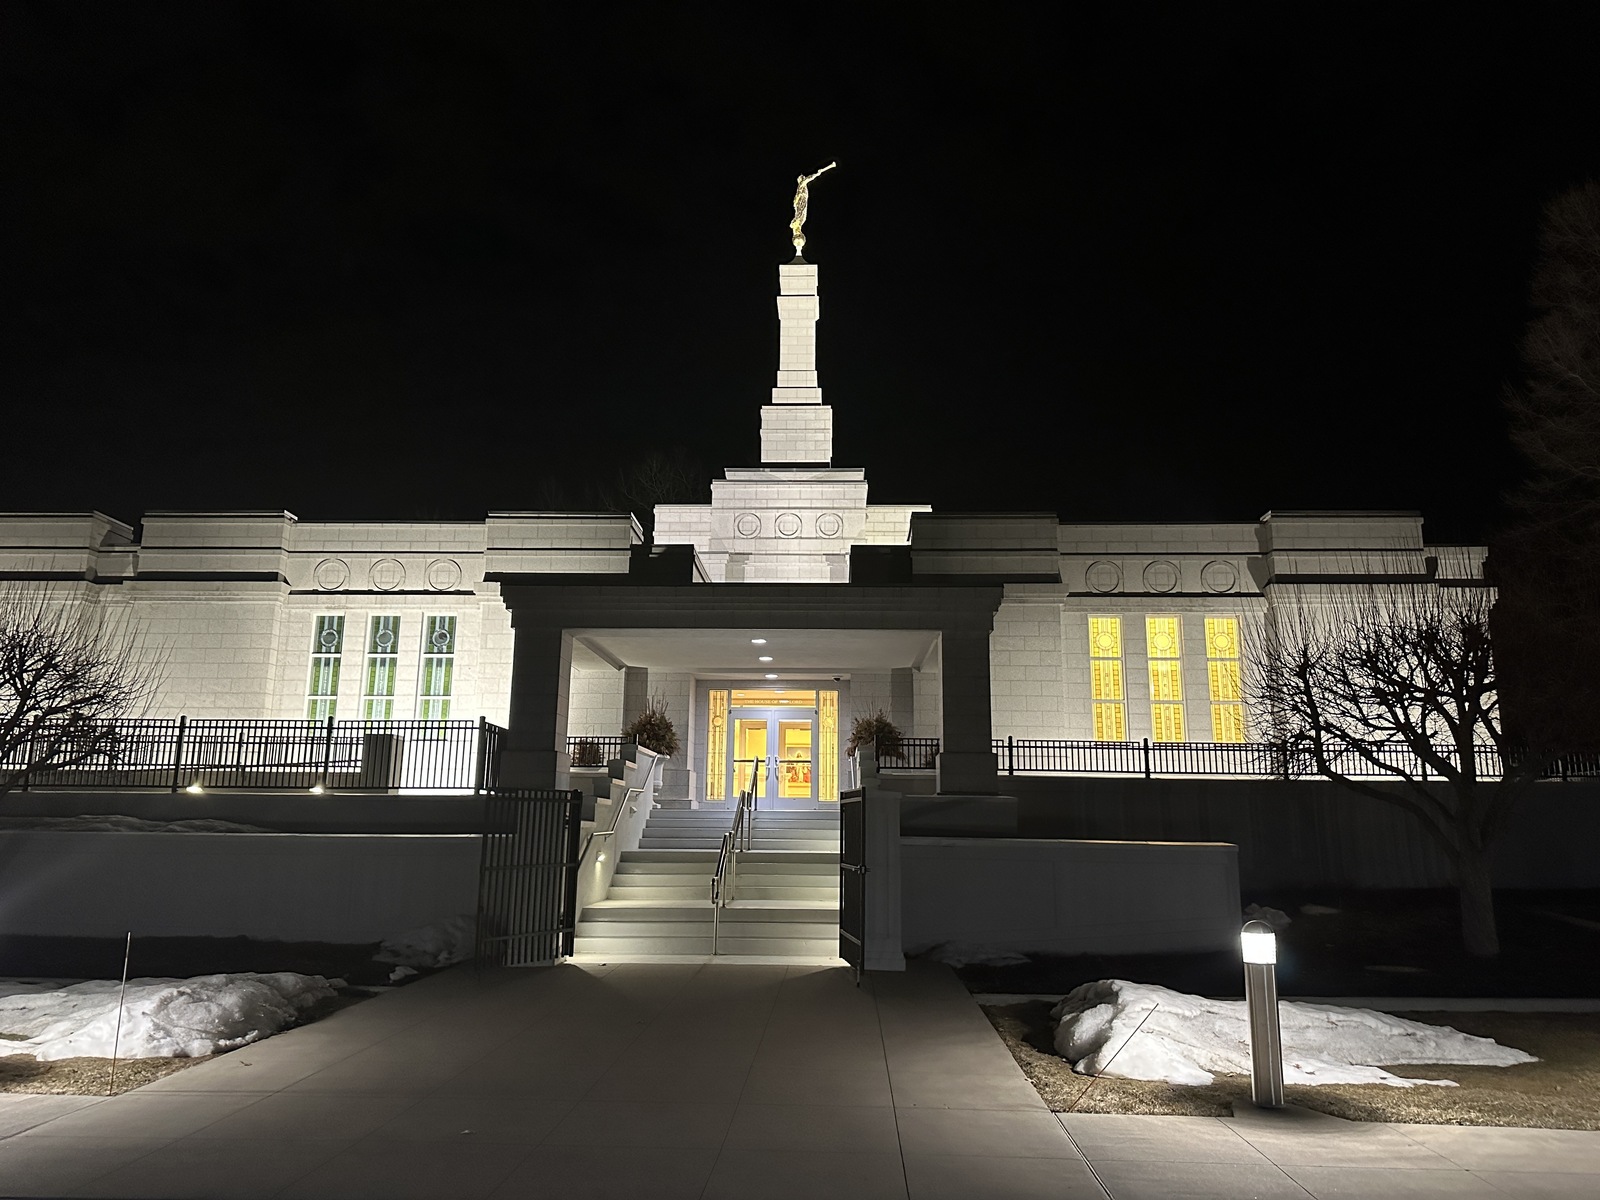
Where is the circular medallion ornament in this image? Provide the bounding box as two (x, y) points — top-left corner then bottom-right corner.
(370, 558), (406, 591)
(734, 513), (761, 538)
(815, 512), (843, 538)
(1091, 624), (1120, 655)
(426, 558), (463, 591)
(1085, 560), (1122, 594)
(1201, 560), (1239, 594)
(1149, 625), (1179, 656)
(775, 512), (802, 538)
(318, 625), (341, 650)
(312, 558), (349, 592)
(374, 626), (396, 651)
(1143, 560), (1180, 594)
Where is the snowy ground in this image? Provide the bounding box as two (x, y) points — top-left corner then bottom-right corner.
(0, 973), (340, 1060)
(1054, 979), (1536, 1088)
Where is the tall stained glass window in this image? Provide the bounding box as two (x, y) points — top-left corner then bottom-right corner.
(1088, 616), (1126, 741)
(1206, 616), (1246, 743)
(1146, 616), (1185, 743)
(818, 689), (839, 801)
(418, 615), (456, 721)
(362, 615), (401, 720)
(306, 615), (345, 720)
(706, 689), (730, 802)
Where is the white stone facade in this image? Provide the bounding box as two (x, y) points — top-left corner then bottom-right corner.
(0, 256), (1488, 795)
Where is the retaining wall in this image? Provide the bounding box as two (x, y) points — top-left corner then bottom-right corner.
(0, 831), (481, 943)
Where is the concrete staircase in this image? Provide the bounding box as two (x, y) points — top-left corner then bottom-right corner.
(573, 808), (840, 959)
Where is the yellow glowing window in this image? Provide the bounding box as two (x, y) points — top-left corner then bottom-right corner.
(1146, 616), (1185, 742)
(706, 690), (729, 801)
(1089, 616), (1127, 741)
(1151, 704), (1186, 743)
(1211, 703), (1247, 743)
(1205, 616), (1245, 742)
(818, 689), (839, 802)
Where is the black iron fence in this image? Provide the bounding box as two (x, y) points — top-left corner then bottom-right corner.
(476, 787), (583, 967)
(565, 735), (633, 768)
(877, 738), (941, 770)
(864, 735), (1597, 781)
(990, 736), (1599, 781)
(5, 716), (506, 792)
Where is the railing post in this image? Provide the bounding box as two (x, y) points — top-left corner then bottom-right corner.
(21, 715), (39, 791)
(1142, 737), (1152, 779)
(1007, 735), (1015, 776)
(321, 716), (336, 787)
(170, 715), (188, 793)
(474, 715), (488, 793)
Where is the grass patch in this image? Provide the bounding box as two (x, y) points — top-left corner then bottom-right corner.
(0, 1054), (197, 1096)
(983, 1000), (1600, 1129)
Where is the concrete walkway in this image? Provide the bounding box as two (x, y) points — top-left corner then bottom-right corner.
(0, 962), (1594, 1198)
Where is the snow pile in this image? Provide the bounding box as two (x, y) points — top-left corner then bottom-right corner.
(914, 942), (1031, 968)
(375, 914), (475, 968)
(1052, 980), (1535, 1088)
(1243, 903), (1293, 929)
(0, 973), (338, 1060)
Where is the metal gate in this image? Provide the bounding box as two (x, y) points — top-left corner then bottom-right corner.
(839, 786), (866, 980)
(475, 788), (583, 967)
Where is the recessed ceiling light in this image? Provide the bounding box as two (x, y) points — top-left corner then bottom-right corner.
(764, 673), (778, 679)
(751, 638), (767, 644)
(758, 655), (773, 662)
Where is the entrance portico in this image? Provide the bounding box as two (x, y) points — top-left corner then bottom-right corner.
(496, 582), (1004, 798)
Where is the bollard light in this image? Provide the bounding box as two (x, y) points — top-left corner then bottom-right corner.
(1241, 924), (1276, 964)
(1241, 918), (1284, 1108)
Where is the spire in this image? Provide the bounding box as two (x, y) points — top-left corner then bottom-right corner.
(760, 260), (832, 464)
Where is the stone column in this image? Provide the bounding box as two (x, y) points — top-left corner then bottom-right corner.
(936, 627), (1000, 794)
(501, 625), (573, 789)
(621, 666), (649, 728)
(889, 667), (914, 734)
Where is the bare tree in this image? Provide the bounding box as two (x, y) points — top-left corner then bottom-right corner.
(599, 448), (708, 542)
(1242, 584), (1544, 957)
(0, 584), (165, 799)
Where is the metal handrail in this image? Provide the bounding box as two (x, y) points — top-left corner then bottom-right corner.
(580, 752), (661, 865)
(710, 786), (754, 954)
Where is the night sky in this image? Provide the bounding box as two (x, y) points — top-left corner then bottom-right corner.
(6, 3), (1600, 543)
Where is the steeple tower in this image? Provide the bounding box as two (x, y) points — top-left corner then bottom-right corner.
(760, 260), (831, 464)
(647, 177), (931, 583)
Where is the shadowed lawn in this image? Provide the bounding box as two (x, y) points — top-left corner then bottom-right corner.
(956, 889), (1600, 999)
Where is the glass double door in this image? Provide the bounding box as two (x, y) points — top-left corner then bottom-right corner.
(729, 707), (816, 803)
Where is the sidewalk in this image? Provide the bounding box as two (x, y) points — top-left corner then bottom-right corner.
(0, 961), (1595, 1198)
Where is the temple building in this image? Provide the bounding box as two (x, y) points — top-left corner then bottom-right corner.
(0, 245), (1487, 807)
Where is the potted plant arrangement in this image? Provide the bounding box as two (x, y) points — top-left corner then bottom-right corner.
(622, 692), (679, 758)
(846, 709), (904, 765)
(570, 738), (605, 768)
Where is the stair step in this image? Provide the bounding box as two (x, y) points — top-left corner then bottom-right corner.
(571, 935), (838, 957)
(638, 839), (839, 851)
(587, 899), (831, 915)
(577, 922), (838, 940)
(604, 886), (835, 902)
(614, 860), (838, 876)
